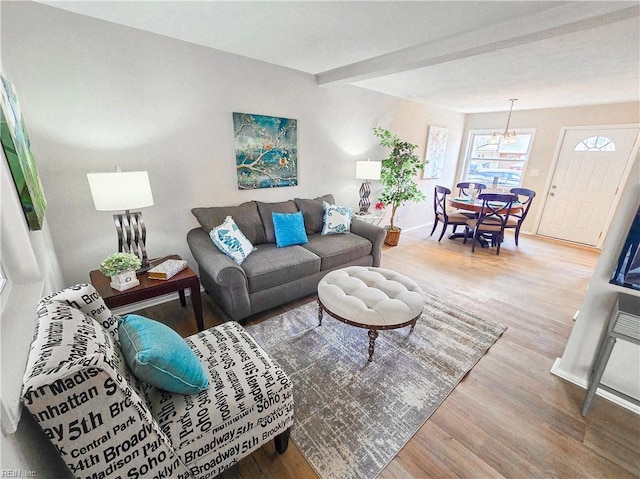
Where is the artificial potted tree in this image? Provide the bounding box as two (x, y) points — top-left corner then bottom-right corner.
(373, 127), (426, 246)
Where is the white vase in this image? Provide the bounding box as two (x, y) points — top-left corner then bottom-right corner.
(110, 270), (140, 291)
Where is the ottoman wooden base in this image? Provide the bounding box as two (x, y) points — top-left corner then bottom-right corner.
(317, 266), (424, 361)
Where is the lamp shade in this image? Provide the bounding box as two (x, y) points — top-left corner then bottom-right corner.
(87, 171), (154, 211)
(355, 160), (381, 180)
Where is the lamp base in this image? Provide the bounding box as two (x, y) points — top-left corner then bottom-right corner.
(359, 181), (371, 213)
(114, 210), (150, 269)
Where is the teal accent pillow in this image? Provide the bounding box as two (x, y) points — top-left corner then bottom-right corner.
(210, 215), (256, 265)
(118, 314), (209, 394)
(272, 211), (308, 247)
(321, 201), (353, 235)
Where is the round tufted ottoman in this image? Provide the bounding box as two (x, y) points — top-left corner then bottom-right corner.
(317, 266), (424, 361)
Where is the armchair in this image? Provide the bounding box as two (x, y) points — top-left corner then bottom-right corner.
(21, 284), (293, 478)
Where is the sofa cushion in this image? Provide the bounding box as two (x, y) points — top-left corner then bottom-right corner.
(273, 211), (309, 247)
(257, 200), (298, 243)
(25, 300), (116, 384)
(192, 201), (267, 245)
(119, 314), (209, 394)
(24, 299), (147, 409)
(209, 215), (256, 265)
(302, 233), (372, 271)
(321, 201), (353, 235)
(294, 194), (335, 234)
(146, 321), (294, 475)
(38, 283), (121, 342)
(242, 243), (321, 293)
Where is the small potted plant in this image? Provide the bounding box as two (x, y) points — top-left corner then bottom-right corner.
(99, 252), (142, 291)
(373, 127), (426, 246)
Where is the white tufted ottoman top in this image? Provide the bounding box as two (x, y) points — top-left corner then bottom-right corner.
(318, 266), (424, 328)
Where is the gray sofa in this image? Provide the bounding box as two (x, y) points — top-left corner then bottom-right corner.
(187, 194), (386, 321)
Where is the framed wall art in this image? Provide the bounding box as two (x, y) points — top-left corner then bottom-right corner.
(233, 112), (298, 189)
(0, 76), (46, 230)
(423, 125), (448, 179)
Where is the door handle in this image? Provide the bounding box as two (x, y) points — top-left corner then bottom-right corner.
(549, 192), (555, 197)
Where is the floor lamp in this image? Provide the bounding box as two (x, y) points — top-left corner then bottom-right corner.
(87, 169), (154, 271)
(356, 160), (382, 213)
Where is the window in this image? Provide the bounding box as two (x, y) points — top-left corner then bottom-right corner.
(462, 130), (535, 188)
(574, 136), (616, 152)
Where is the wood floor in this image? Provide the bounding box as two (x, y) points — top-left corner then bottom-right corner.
(136, 228), (640, 479)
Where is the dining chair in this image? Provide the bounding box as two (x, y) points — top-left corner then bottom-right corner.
(456, 182), (487, 218)
(464, 193), (517, 255)
(430, 185), (470, 241)
(457, 181), (487, 198)
(505, 188), (536, 245)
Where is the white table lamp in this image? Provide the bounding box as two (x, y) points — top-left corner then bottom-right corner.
(87, 169), (154, 270)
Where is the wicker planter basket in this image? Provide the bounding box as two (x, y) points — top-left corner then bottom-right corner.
(384, 226), (401, 247)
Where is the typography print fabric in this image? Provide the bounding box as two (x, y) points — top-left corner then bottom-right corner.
(21, 285), (294, 479)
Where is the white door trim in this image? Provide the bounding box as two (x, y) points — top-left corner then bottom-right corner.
(533, 124), (640, 248)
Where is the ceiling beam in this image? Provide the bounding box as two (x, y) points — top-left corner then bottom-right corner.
(316, 2), (640, 86)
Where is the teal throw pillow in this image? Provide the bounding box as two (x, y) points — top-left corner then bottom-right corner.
(272, 211), (308, 247)
(210, 215), (256, 265)
(321, 201), (352, 235)
(118, 314), (209, 394)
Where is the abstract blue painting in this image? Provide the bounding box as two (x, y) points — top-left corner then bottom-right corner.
(233, 112), (298, 189)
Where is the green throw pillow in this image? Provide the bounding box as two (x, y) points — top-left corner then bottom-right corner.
(118, 314), (209, 394)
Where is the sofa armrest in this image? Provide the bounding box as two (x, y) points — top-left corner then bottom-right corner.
(187, 228), (252, 320)
(350, 219), (386, 267)
(187, 228), (246, 286)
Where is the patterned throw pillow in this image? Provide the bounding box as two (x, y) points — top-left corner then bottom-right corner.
(322, 201), (352, 235)
(272, 211), (309, 247)
(209, 215), (256, 265)
(119, 314), (209, 395)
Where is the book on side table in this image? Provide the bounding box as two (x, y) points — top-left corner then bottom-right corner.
(148, 259), (188, 280)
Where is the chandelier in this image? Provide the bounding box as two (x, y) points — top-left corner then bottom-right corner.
(489, 99), (518, 145)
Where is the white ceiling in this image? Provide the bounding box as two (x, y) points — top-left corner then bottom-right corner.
(40, 1), (640, 113)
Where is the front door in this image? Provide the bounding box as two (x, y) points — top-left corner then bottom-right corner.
(537, 127), (638, 246)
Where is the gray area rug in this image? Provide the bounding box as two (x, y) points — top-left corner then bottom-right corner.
(245, 293), (507, 479)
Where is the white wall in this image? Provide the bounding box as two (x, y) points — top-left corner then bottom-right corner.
(2, 1), (465, 289)
(462, 102), (640, 234)
(1, 5), (66, 472)
(553, 152), (640, 406)
(1, 2), (465, 474)
(0, 122), (68, 475)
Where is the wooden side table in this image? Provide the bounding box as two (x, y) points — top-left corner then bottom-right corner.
(90, 254), (204, 332)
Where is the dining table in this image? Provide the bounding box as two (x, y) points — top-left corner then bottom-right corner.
(447, 196), (523, 245)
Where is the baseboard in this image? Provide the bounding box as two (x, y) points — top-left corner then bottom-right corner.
(404, 223), (430, 233)
(550, 358), (640, 415)
(109, 288), (198, 315)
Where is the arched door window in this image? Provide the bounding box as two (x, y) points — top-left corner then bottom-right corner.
(574, 136), (616, 151)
